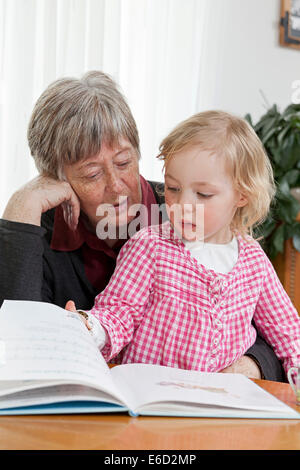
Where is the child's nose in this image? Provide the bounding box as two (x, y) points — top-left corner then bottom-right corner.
(179, 192), (194, 209)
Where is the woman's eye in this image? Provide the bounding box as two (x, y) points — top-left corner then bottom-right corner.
(86, 172), (100, 180)
(166, 186), (179, 192)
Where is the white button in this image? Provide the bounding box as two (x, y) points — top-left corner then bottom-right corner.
(223, 281), (228, 287)
(215, 319), (222, 327)
(213, 338), (219, 345)
(220, 301), (225, 306)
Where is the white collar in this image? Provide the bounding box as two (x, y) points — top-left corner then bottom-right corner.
(183, 236), (237, 251)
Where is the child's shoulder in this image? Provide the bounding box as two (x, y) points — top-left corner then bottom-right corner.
(118, 222), (174, 260)
(130, 221), (174, 243)
(238, 234), (270, 265)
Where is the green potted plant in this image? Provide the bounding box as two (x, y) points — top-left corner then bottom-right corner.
(245, 103), (300, 259)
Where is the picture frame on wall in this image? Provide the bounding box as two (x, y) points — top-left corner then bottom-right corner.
(280, 0), (300, 49)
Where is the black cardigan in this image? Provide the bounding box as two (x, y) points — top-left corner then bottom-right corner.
(0, 180), (285, 381)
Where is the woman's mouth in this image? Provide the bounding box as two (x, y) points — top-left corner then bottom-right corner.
(113, 197), (128, 213)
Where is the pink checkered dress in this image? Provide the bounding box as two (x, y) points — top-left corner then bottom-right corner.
(90, 221), (300, 375)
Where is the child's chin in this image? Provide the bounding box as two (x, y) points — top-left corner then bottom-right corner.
(182, 231), (201, 242)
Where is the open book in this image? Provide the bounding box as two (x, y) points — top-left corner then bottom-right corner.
(0, 300), (298, 419)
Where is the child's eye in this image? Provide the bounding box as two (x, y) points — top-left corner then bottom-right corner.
(197, 193), (213, 198)
(166, 186), (179, 192)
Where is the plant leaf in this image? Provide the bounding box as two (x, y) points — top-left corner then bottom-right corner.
(277, 123), (292, 147)
(251, 102), (300, 259)
(281, 169), (300, 186)
(271, 224), (285, 253)
(244, 113), (253, 126)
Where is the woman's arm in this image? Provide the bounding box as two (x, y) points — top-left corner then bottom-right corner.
(0, 175), (80, 306)
(0, 219), (47, 306)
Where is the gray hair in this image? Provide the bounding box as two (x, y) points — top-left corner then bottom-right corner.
(27, 70), (140, 179)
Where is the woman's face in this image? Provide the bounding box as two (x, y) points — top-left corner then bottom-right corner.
(64, 138), (142, 233)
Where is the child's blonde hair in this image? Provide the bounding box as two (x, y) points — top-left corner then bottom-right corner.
(157, 110), (276, 239)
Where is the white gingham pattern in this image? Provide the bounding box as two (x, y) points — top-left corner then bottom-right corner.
(90, 221), (300, 374)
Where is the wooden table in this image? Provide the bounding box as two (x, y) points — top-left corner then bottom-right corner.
(0, 379), (299, 450)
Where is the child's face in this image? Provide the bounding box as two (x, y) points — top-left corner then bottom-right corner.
(164, 144), (247, 243)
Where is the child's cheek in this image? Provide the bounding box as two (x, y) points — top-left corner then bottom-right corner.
(165, 194), (175, 215)
(166, 204), (175, 227)
(203, 210), (213, 234)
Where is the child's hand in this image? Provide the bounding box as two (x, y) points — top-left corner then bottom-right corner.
(65, 300), (77, 313)
(65, 300), (92, 330)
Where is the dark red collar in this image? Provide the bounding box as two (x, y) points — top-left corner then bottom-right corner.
(50, 175), (158, 253)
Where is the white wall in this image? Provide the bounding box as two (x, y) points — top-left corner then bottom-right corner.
(114, 0), (300, 184)
(196, 0), (299, 122)
(128, 0), (300, 184)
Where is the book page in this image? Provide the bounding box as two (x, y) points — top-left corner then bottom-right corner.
(0, 300), (123, 403)
(0, 383), (127, 410)
(111, 363), (295, 415)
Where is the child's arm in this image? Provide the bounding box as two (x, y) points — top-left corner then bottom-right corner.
(87, 230), (157, 361)
(253, 254), (300, 377)
(65, 300), (108, 349)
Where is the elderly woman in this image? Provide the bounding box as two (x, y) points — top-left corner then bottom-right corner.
(0, 71), (284, 381)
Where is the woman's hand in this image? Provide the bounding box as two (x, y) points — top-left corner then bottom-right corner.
(65, 300), (91, 330)
(220, 356), (261, 379)
(2, 175), (80, 230)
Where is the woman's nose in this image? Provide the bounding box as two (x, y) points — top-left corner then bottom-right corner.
(106, 169), (123, 194)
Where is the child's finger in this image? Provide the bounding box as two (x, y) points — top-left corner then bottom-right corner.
(65, 300), (77, 312)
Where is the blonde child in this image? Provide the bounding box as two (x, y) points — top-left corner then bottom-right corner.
(69, 110), (300, 377)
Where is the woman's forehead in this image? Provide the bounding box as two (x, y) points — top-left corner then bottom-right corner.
(69, 138), (136, 170)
